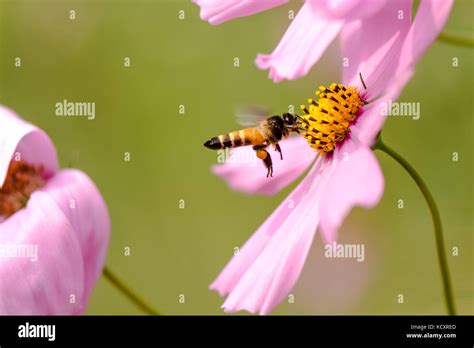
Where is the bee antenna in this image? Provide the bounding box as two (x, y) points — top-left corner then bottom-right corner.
(294, 114), (310, 125)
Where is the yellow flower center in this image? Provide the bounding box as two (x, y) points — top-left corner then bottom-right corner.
(299, 83), (364, 156)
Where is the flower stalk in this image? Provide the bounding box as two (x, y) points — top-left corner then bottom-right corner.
(438, 31), (474, 48)
(373, 134), (456, 315)
(103, 266), (160, 315)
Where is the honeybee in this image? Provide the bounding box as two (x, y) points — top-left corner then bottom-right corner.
(203, 110), (302, 177)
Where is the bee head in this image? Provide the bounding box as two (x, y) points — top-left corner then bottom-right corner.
(282, 113), (303, 134)
(282, 113), (296, 126)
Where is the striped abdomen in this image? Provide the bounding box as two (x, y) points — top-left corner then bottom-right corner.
(203, 128), (265, 150)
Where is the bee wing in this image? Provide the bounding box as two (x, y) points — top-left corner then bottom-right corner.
(235, 105), (271, 127)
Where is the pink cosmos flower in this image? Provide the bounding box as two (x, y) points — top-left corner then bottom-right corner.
(194, 0), (449, 83)
(206, 0), (453, 314)
(0, 106), (110, 314)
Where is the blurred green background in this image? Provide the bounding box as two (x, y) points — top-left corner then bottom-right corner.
(0, 0), (472, 315)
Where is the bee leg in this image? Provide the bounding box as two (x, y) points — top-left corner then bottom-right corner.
(253, 145), (273, 178)
(274, 143), (283, 160)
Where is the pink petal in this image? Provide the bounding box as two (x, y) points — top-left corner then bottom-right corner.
(255, 2), (343, 83)
(0, 106), (58, 187)
(397, 0), (454, 75)
(319, 139), (384, 243)
(212, 136), (316, 195)
(211, 139), (385, 314)
(352, 0), (453, 142)
(193, 0), (288, 25)
(38, 169), (111, 297)
(0, 192), (80, 314)
(314, 0), (385, 20)
(212, 160), (334, 314)
(340, 0), (412, 88)
(350, 98), (388, 147)
(384, 67), (415, 103)
(211, 159), (323, 298)
(352, 68), (415, 146)
(0, 169), (110, 314)
(361, 30), (406, 100)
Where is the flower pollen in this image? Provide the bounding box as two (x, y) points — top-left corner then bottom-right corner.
(299, 83), (364, 156)
(0, 160), (46, 218)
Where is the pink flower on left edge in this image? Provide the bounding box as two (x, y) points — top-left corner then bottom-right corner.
(207, 0), (453, 314)
(194, 0), (404, 82)
(0, 106), (110, 314)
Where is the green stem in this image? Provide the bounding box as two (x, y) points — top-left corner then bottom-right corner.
(373, 135), (456, 315)
(103, 266), (160, 315)
(438, 31), (474, 48)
